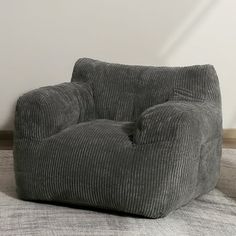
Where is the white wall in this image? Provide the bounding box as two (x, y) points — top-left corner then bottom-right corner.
(0, 0), (235, 129)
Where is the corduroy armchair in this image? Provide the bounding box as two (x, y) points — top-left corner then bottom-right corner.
(14, 58), (222, 218)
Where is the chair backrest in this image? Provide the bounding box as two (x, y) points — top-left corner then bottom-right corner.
(71, 58), (221, 121)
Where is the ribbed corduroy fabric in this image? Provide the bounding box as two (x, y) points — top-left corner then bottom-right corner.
(13, 58), (222, 218)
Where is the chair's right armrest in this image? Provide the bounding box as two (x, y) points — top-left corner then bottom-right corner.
(15, 82), (95, 140)
(133, 101), (222, 145)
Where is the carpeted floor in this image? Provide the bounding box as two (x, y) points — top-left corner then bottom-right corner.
(0, 149), (236, 236)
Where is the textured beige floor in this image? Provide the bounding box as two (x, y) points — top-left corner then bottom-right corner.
(216, 148), (236, 199)
(0, 149), (236, 236)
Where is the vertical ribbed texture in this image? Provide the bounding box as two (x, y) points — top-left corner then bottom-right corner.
(14, 58), (222, 218)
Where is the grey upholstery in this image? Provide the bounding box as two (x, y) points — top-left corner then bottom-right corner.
(14, 58), (222, 218)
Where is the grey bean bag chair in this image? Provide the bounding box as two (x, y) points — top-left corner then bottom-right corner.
(14, 58), (222, 218)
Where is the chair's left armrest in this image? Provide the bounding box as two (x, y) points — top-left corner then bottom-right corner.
(15, 82), (95, 140)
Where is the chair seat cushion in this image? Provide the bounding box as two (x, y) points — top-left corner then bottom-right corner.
(58, 119), (135, 147)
